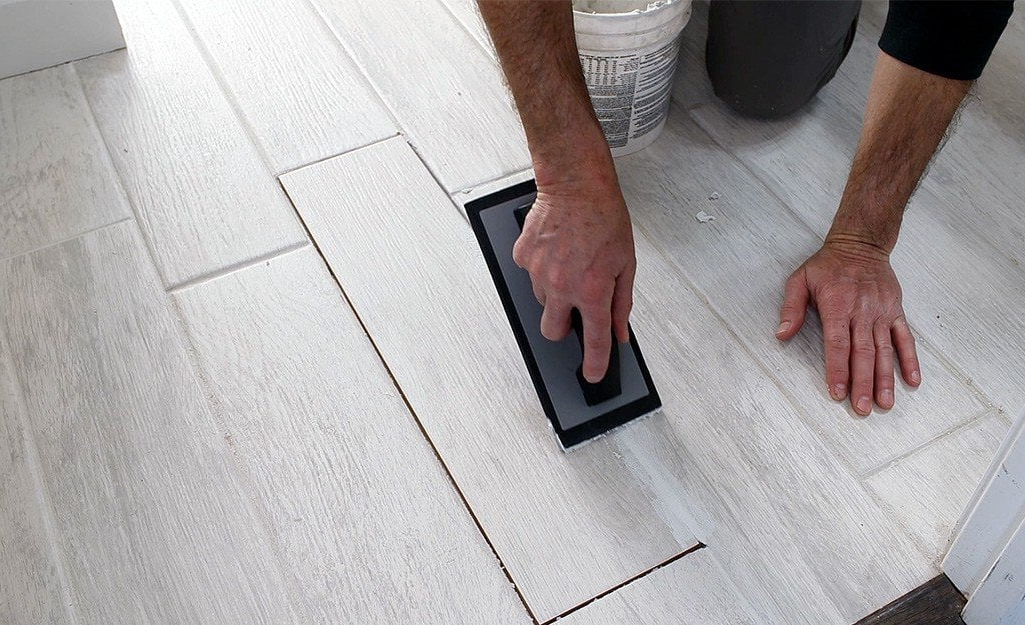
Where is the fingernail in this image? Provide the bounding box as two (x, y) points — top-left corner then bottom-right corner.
(880, 389), (894, 407)
(775, 321), (791, 337)
(831, 383), (846, 400)
(856, 396), (871, 414)
(910, 370), (921, 385)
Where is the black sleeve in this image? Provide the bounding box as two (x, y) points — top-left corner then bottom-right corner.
(879, 1), (1014, 80)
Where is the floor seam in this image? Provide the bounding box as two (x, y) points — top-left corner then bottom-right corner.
(166, 0), (312, 252)
(0, 331), (83, 625)
(0, 216), (133, 263)
(166, 241), (310, 294)
(68, 60), (174, 283)
(304, 0), (526, 196)
(434, 0), (496, 60)
(275, 178), (539, 624)
(541, 543), (706, 625)
(302, 0), (407, 135)
(74, 47), (313, 623)
(276, 133), (400, 177)
(860, 406), (1003, 480)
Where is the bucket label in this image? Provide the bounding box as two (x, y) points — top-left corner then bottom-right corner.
(579, 36), (682, 152)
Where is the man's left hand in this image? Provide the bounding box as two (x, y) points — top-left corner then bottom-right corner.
(775, 238), (922, 415)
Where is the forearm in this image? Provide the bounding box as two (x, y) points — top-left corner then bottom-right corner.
(477, 0), (613, 187)
(828, 51), (972, 254)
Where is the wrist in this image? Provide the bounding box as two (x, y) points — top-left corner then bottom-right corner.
(826, 195), (903, 255)
(532, 129), (618, 193)
(822, 231), (893, 262)
(532, 118), (612, 176)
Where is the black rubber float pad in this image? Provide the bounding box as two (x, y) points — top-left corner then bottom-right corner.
(466, 179), (662, 450)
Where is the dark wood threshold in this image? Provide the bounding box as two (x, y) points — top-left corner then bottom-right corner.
(854, 574), (966, 625)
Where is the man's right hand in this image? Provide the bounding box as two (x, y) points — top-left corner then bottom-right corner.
(476, 0), (635, 382)
(514, 167), (636, 383)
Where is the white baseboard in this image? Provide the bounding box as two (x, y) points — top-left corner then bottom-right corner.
(0, 0), (125, 80)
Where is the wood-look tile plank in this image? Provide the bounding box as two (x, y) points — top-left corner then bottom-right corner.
(866, 412), (1011, 563)
(173, 0), (396, 174)
(0, 222), (300, 624)
(629, 232), (931, 624)
(172, 246), (530, 624)
(556, 548), (759, 625)
(282, 135), (700, 622)
(0, 64), (130, 260)
(74, 0), (306, 288)
(619, 112), (985, 475)
(309, 0), (530, 192)
(0, 348), (75, 625)
(282, 135), (932, 624)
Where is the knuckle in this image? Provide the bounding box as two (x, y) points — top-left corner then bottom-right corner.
(852, 340), (874, 355)
(547, 270), (571, 294)
(828, 366), (848, 378)
(827, 333), (850, 349)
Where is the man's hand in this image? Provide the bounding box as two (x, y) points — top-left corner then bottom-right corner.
(514, 173), (635, 383)
(776, 238), (921, 415)
(478, 0), (635, 382)
(780, 50), (970, 414)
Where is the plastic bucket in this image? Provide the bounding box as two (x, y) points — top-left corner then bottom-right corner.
(573, 0), (692, 156)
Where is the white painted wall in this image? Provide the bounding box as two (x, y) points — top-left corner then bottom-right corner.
(0, 0), (125, 80)
(946, 408), (1025, 625)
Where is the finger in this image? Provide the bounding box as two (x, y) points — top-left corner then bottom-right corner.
(822, 313), (851, 401)
(849, 321), (875, 416)
(873, 322), (896, 410)
(891, 316), (922, 386)
(539, 298), (572, 342)
(581, 305), (613, 383)
(777, 271), (809, 340)
(531, 280), (546, 306)
(512, 234), (529, 269)
(611, 267), (635, 344)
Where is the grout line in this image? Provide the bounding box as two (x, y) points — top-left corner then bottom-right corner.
(0, 216), (132, 263)
(452, 167), (534, 201)
(541, 543), (707, 625)
(76, 41), (313, 622)
(162, 245), (317, 625)
(632, 200), (879, 484)
(166, 241), (310, 294)
(166, 0), (285, 184)
(434, 0), (497, 60)
(859, 406), (1000, 480)
(0, 331), (83, 625)
(276, 178), (539, 624)
(303, 0), (524, 198)
(276, 133), (401, 177)
(302, 0), (406, 134)
(68, 61), (172, 288)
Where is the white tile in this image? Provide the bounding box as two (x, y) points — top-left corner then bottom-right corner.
(175, 0), (396, 174)
(75, 0), (306, 288)
(0, 64), (130, 260)
(172, 246), (531, 624)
